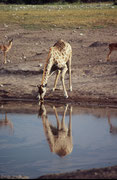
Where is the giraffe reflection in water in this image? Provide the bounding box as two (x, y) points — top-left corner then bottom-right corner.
(0, 113), (14, 134)
(39, 103), (73, 157)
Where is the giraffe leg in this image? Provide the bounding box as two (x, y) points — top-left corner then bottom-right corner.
(53, 70), (61, 92)
(68, 55), (72, 91)
(61, 65), (68, 98)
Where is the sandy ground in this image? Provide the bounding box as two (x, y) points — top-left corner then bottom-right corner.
(0, 25), (117, 179)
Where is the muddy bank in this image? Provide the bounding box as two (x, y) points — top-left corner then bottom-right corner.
(1, 165), (117, 179)
(38, 165), (117, 179)
(0, 100), (117, 116)
(0, 175), (29, 179)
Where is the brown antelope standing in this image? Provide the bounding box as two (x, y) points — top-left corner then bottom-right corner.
(39, 103), (73, 157)
(107, 43), (117, 61)
(38, 39), (72, 101)
(0, 39), (13, 64)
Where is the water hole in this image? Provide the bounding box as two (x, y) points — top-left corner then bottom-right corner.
(0, 102), (117, 178)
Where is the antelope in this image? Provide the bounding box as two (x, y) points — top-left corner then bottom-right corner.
(107, 43), (117, 61)
(0, 39), (13, 64)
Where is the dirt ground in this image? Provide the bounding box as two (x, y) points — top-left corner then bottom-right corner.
(0, 24), (117, 107)
(0, 24), (117, 179)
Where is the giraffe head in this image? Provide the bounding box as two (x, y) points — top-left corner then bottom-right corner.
(38, 84), (47, 101)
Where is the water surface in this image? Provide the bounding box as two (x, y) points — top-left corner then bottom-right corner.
(0, 103), (117, 178)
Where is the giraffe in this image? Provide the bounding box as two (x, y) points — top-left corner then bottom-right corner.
(0, 39), (13, 64)
(38, 39), (72, 101)
(39, 103), (73, 157)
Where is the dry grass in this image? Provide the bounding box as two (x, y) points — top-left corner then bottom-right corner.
(0, 3), (117, 29)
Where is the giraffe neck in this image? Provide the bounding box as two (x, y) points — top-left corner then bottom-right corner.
(41, 49), (54, 86)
